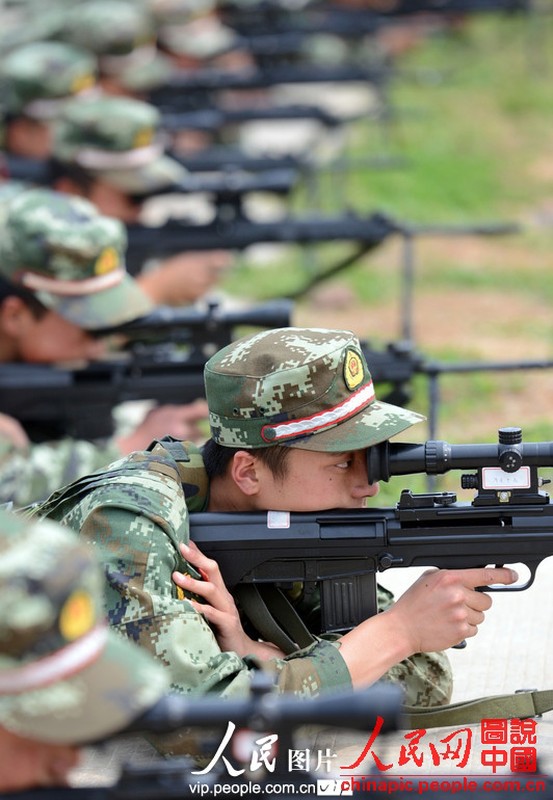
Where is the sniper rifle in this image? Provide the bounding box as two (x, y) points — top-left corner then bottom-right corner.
(2, 673), (550, 798)
(0, 676), (405, 798)
(162, 102), (358, 133)
(0, 154), (300, 202)
(148, 62), (391, 111)
(125, 210), (519, 299)
(218, 0), (530, 38)
(189, 426), (553, 642)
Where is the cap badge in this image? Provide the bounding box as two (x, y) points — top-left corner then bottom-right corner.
(344, 348), (364, 391)
(133, 126), (154, 149)
(71, 73), (96, 95)
(59, 590), (96, 642)
(95, 247), (119, 275)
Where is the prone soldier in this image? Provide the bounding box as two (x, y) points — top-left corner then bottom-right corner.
(0, 186), (209, 507)
(49, 93), (233, 307)
(31, 327), (518, 754)
(0, 507), (168, 792)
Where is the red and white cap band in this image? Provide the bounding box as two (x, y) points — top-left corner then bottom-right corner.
(261, 381), (375, 443)
(0, 625), (108, 695)
(75, 140), (165, 170)
(21, 267), (125, 297)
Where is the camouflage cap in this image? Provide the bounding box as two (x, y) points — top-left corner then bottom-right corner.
(60, 0), (164, 81)
(0, 187), (153, 329)
(157, 17), (238, 60)
(54, 96), (188, 193)
(0, 508), (168, 745)
(149, 0), (217, 26)
(205, 327), (425, 451)
(0, 41), (98, 119)
(61, 0), (155, 57)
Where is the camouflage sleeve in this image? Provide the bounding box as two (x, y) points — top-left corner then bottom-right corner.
(0, 437), (121, 508)
(63, 499), (353, 700)
(376, 584), (453, 707)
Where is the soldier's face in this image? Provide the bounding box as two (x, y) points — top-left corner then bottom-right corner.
(253, 447), (380, 512)
(0, 726), (80, 791)
(11, 307), (107, 364)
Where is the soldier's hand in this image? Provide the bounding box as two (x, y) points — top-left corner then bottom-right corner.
(137, 251), (232, 306)
(0, 413), (30, 450)
(339, 566), (517, 688)
(172, 541), (284, 660)
(388, 566), (518, 655)
(115, 399), (209, 453)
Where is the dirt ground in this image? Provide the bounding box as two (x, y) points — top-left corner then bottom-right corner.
(293, 231), (553, 441)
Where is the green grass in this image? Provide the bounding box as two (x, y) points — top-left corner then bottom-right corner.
(223, 11), (553, 473)
(224, 14), (553, 297)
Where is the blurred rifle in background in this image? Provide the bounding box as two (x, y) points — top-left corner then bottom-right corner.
(0, 676), (409, 799)
(218, 0), (531, 39)
(0, 300), (291, 442)
(3, 297), (551, 446)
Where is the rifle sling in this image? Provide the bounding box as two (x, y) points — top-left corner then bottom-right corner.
(402, 689), (553, 729)
(234, 586), (553, 727)
(235, 584), (317, 655)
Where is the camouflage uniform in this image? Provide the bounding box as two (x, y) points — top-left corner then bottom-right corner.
(0, 507), (167, 745)
(0, 437), (121, 509)
(0, 187), (153, 506)
(33, 328), (453, 742)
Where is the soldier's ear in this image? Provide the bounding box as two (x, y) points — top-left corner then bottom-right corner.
(230, 450), (261, 496)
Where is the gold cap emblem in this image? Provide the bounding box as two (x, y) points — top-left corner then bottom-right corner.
(133, 126), (154, 149)
(344, 348), (364, 390)
(95, 247), (119, 275)
(71, 73), (96, 95)
(59, 590), (96, 642)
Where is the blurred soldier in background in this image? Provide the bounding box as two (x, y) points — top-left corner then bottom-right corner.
(0, 37), (233, 308)
(49, 94), (233, 307)
(53, 0), (174, 98)
(0, 39), (99, 159)
(0, 187), (209, 507)
(0, 507), (168, 792)
(149, 0), (249, 73)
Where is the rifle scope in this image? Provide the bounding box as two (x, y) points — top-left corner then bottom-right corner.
(125, 680), (403, 736)
(367, 427), (553, 483)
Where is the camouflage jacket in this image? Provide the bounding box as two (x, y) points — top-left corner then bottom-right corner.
(33, 439), (452, 710)
(0, 435), (121, 508)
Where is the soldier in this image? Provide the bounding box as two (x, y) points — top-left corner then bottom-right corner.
(0, 186), (208, 507)
(50, 93), (233, 307)
(0, 507), (168, 792)
(32, 327), (518, 754)
(49, 0), (174, 99)
(0, 39), (99, 160)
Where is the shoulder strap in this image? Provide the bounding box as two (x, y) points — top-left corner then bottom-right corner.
(234, 585), (553, 726)
(235, 584), (317, 655)
(402, 688), (553, 729)
(147, 436), (190, 462)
